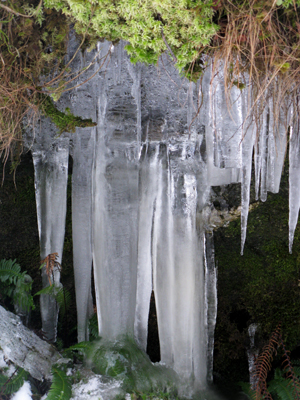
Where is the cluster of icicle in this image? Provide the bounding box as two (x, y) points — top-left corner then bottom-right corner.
(25, 38), (297, 391)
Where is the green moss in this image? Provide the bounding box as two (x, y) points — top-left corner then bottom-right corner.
(38, 93), (97, 133)
(213, 161), (300, 383)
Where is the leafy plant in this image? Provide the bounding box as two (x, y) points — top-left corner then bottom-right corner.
(46, 365), (72, 400)
(88, 313), (99, 340)
(240, 324), (300, 400)
(0, 258), (34, 312)
(66, 336), (178, 395)
(0, 367), (29, 397)
(35, 283), (71, 319)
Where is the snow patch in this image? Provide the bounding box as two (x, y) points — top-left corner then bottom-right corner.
(10, 381), (32, 400)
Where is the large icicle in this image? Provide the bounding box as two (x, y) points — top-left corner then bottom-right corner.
(93, 42), (140, 338)
(32, 118), (69, 342)
(289, 120), (300, 253)
(204, 232), (217, 384)
(69, 43), (99, 342)
(71, 127), (95, 342)
(134, 144), (160, 350)
(240, 86), (256, 255)
(205, 62), (241, 186)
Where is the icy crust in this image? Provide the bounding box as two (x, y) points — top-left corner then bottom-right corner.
(70, 373), (122, 400)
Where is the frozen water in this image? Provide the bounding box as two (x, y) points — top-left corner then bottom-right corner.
(289, 121), (300, 253)
(247, 323), (259, 390)
(31, 115), (69, 343)
(25, 37), (300, 393)
(204, 232), (218, 384)
(72, 127), (95, 342)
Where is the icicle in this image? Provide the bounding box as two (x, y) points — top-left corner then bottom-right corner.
(206, 63), (241, 186)
(72, 127), (95, 342)
(32, 135), (69, 343)
(289, 121), (300, 253)
(266, 98), (288, 194)
(127, 60), (142, 158)
(247, 323), (259, 390)
(259, 108), (269, 202)
(240, 86), (256, 255)
(204, 232), (217, 384)
(134, 144), (160, 350)
(93, 43), (140, 338)
(152, 141), (208, 392)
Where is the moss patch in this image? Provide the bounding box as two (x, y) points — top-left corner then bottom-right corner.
(213, 161), (300, 383)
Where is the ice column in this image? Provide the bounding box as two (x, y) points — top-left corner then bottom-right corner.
(204, 232), (217, 384)
(289, 119), (300, 253)
(32, 118), (69, 342)
(240, 87), (255, 255)
(134, 144), (160, 350)
(204, 63), (241, 186)
(71, 127), (95, 342)
(247, 323), (259, 390)
(153, 143), (207, 390)
(69, 45), (99, 342)
(93, 42), (140, 338)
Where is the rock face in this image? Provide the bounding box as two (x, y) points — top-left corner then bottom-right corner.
(0, 305), (61, 381)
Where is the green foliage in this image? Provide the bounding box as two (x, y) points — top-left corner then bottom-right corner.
(0, 259), (34, 312)
(38, 93), (97, 134)
(46, 365), (72, 400)
(35, 284), (71, 318)
(268, 368), (300, 400)
(43, 0), (218, 74)
(88, 313), (100, 340)
(213, 163), (300, 382)
(66, 336), (178, 396)
(0, 368), (29, 396)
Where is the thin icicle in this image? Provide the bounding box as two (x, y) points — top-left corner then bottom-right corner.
(72, 127), (95, 342)
(204, 232), (217, 384)
(240, 87), (255, 255)
(32, 136), (69, 343)
(289, 121), (300, 253)
(134, 144), (160, 350)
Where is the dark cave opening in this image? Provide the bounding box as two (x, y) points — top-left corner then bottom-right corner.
(146, 290), (161, 362)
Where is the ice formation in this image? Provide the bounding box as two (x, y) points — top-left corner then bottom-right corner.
(28, 38), (296, 390)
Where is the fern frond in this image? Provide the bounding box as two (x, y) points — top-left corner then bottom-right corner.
(269, 376), (299, 400)
(279, 335), (300, 400)
(55, 287), (71, 318)
(46, 366), (72, 400)
(239, 382), (256, 400)
(293, 367), (300, 378)
(0, 368), (28, 395)
(35, 285), (71, 318)
(254, 324), (281, 400)
(0, 259), (22, 284)
(67, 341), (94, 353)
(89, 314), (99, 340)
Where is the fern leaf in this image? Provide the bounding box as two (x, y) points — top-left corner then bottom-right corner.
(293, 367), (300, 378)
(0, 368), (28, 395)
(46, 366), (72, 400)
(269, 378), (299, 400)
(238, 382), (256, 400)
(55, 287), (71, 318)
(89, 314), (99, 340)
(0, 259), (22, 284)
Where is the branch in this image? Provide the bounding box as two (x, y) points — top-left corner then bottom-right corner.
(0, 0), (42, 18)
(161, 27), (177, 63)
